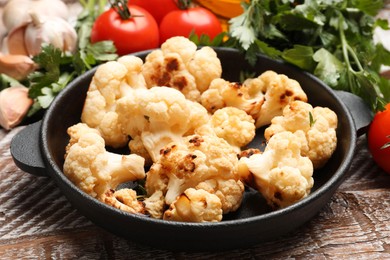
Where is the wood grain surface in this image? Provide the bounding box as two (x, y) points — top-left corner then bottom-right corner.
(0, 127), (389, 259)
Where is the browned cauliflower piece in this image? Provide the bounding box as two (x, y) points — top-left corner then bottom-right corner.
(63, 124), (146, 200)
(145, 134), (245, 221)
(200, 78), (264, 117)
(142, 36), (222, 101)
(100, 188), (145, 214)
(200, 70), (308, 128)
(264, 100), (338, 169)
(81, 55), (147, 148)
(116, 86), (210, 163)
(239, 131), (314, 208)
(163, 188), (223, 222)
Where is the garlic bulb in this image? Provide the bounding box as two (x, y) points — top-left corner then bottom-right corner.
(24, 13), (78, 56)
(5, 13), (78, 57)
(2, 0), (69, 32)
(0, 85), (33, 130)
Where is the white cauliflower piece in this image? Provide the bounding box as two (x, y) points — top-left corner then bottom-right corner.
(81, 56), (147, 148)
(239, 131), (314, 208)
(163, 188), (223, 222)
(264, 100), (338, 169)
(116, 86), (210, 162)
(244, 71), (308, 128)
(144, 190), (165, 219)
(63, 124), (146, 200)
(200, 71), (308, 128)
(100, 188), (145, 214)
(200, 78), (264, 116)
(145, 134), (244, 220)
(142, 36), (222, 101)
(196, 107), (256, 152)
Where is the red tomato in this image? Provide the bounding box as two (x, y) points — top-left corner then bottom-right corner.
(130, 0), (179, 24)
(91, 5), (159, 56)
(367, 103), (390, 174)
(159, 7), (223, 44)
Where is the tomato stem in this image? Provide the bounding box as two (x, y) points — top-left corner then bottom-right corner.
(175, 0), (191, 10)
(109, 0), (140, 20)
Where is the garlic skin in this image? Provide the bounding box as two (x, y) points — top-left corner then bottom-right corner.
(0, 85), (33, 130)
(24, 13), (78, 56)
(2, 0), (69, 32)
(0, 54), (37, 80)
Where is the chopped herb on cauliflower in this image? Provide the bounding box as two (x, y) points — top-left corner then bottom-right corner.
(144, 134), (244, 221)
(200, 70), (308, 128)
(63, 124), (146, 200)
(142, 36), (222, 101)
(116, 86), (210, 163)
(81, 55), (146, 148)
(264, 100), (338, 169)
(239, 131), (314, 208)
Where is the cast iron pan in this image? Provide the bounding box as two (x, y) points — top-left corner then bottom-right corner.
(10, 48), (372, 251)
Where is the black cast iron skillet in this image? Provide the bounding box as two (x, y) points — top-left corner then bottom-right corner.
(11, 48), (372, 251)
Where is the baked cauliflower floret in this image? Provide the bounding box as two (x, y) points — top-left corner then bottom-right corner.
(163, 188), (223, 222)
(63, 124), (146, 200)
(200, 78), (264, 116)
(100, 188), (145, 214)
(81, 56), (147, 148)
(116, 86), (209, 162)
(244, 70), (308, 127)
(201, 71), (308, 128)
(145, 134), (244, 221)
(239, 131), (314, 208)
(264, 100), (338, 169)
(196, 107), (256, 152)
(142, 36), (222, 101)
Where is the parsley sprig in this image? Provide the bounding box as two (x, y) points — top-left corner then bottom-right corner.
(27, 0), (117, 116)
(228, 0), (390, 112)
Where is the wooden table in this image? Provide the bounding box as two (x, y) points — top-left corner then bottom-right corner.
(0, 127), (389, 259)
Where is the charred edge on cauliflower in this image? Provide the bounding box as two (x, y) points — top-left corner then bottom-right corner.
(188, 136), (204, 146)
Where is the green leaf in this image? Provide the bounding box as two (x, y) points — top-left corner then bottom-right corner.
(313, 48), (344, 87)
(352, 0), (384, 16)
(282, 45), (316, 71)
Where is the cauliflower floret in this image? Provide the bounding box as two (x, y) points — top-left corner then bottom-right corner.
(264, 100), (338, 169)
(239, 131), (314, 208)
(244, 71), (308, 128)
(163, 188), (223, 222)
(142, 36), (222, 101)
(196, 179), (244, 213)
(196, 107), (256, 152)
(145, 134), (244, 220)
(81, 56), (147, 148)
(100, 188), (145, 214)
(200, 78), (264, 116)
(63, 124), (146, 200)
(116, 86), (210, 162)
(200, 71), (308, 128)
(144, 190), (165, 219)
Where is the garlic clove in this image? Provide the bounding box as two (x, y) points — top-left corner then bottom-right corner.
(0, 54), (37, 80)
(0, 85), (33, 130)
(5, 24), (29, 56)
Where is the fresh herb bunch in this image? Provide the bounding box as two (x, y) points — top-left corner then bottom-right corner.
(27, 0), (117, 116)
(228, 0), (390, 112)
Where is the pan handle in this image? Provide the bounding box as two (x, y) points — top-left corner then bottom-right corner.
(10, 121), (48, 177)
(334, 90), (373, 136)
